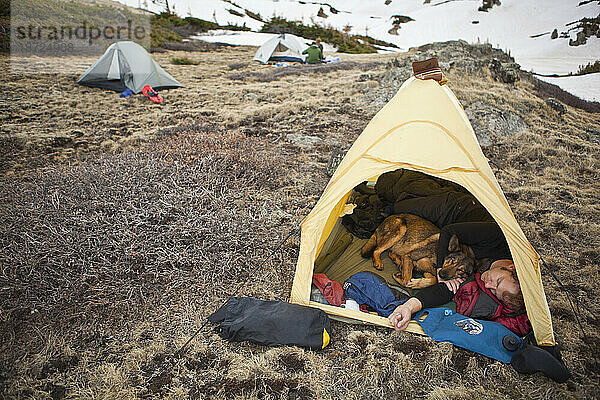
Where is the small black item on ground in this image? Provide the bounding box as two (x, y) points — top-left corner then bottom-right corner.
(209, 297), (331, 350)
(511, 343), (571, 383)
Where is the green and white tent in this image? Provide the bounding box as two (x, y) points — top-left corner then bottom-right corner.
(77, 41), (183, 93)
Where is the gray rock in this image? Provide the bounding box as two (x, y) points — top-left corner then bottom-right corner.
(464, 101), (528, 147)
(545, 98), (567, 115)
(489, 59), (520, 84)
(569, 31), (588, 46)
(245, 93), (258, 100)
(286, 133), (322, 147)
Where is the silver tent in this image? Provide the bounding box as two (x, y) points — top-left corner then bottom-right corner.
(77, 41), (183, 93)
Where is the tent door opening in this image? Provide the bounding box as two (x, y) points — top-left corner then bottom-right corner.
(310, 168), (503, 307)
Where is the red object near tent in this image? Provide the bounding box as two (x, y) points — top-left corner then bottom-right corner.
(142, 85), (163, 104)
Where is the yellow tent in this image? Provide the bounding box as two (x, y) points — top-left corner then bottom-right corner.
(290, 75), (555, 346)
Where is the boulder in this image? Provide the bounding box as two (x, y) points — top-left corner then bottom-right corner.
(569, 31), (588, 46)
(489, 59), (520, 84)
(464, 101), (528, 147)
(545, 98), (567, 115)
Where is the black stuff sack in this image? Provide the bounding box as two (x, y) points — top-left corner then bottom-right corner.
(208, 297), (331, 350)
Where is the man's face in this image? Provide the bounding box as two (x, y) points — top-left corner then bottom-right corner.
(481, 264), (518, 302)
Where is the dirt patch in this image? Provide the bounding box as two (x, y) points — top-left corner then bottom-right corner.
(451, 347), (480, 374)
(392, 336), (431, 357)
(42, 383), (67, 400)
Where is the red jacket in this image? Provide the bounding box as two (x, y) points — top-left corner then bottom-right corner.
(454, 273), (531, 337)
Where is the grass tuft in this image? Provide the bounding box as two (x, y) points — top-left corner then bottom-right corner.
(170, 56), (200, 65)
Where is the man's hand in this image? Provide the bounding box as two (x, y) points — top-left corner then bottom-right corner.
(389, 305), (412, 331)
(388, 297), (423, 331)
(442, 278), (464, 293)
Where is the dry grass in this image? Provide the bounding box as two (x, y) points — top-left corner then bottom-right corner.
(1, 44), (600, 399)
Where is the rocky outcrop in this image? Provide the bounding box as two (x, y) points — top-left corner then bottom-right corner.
(388, 15), (415, 35)
(545, 98), (567, 115)
(568, 16), (599, 46)
(478, 0), (501, 12)
(464, 102), (528, 147)
(489, 59), (520, 84)
(358, 40), (523, 108)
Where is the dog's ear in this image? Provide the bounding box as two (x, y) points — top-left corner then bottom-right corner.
(448, 234), (461, 252)
(463, 244), (475, 259)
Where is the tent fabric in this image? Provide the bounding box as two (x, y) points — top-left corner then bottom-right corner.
(290, 76), (555, 346)
(253, 34), (308, 63)
(78, 41), (183, 94)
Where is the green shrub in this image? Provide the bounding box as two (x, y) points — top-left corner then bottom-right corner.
(576, 60), (600, 75)
(170, 56), (199, 65)
(150, 12), (249, 48)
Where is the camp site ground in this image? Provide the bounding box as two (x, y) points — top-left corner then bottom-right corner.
(1, 38), (600, 399)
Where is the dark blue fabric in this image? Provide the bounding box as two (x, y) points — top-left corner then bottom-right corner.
(269, 56), (304, 63)
(343, 272), (406, 317)
(120, 88), (133, 97)
(414, 307), (523, 363)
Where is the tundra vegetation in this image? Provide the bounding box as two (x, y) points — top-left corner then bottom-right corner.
(1, 29), (599, 400)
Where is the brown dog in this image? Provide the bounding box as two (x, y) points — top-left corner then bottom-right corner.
(438, 234), (490, 280)
(360, 214), (440, 289)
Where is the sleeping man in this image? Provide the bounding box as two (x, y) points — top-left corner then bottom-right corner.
(388, 221), (531, 337)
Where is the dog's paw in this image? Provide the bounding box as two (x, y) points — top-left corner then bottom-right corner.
(392, 273), (409, 286)
(373, 262), (384, 271)
(406, 278), (427, 289)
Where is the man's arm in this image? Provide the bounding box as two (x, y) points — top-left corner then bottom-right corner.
(389, 297), (422, 331)
(388, 282), (458, 331)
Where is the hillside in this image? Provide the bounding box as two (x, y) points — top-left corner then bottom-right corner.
(1, 39), (600, 398)
(116, 0), (600, 101)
